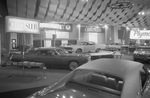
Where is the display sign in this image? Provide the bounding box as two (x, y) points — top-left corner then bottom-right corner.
(5, 16), (40, 34)
(130, 28), (150, 39)
(81, 26), (102, 33)
(40, 23), (72, 32)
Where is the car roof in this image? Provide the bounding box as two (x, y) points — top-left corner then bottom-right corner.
(77, 59), (143, 79)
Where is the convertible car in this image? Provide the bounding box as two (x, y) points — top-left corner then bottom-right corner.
(27, 59), (150, 98)
(11, 47), (91, 70)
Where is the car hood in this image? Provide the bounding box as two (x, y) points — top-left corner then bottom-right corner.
(29, 87), (119, 98)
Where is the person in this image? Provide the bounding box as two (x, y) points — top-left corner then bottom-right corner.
(113, 49), (122, 59)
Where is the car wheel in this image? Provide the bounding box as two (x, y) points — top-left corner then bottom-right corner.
(76, 49), (82, 53)
(68, 61), (79, 70)
(95, 48), (101, 53)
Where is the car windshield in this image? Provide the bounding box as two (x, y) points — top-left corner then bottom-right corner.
(55, 48), (68, 54)
(136, 46), (150, 51)
(68, 69), (123, 96)
(77, 42), (86, 45)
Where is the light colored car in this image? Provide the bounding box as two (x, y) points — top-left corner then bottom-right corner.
(61, 41), (107, 53)
(27, 59), (150, 98)
(106, 43), (121, 51)
(89, 50), (114, 60)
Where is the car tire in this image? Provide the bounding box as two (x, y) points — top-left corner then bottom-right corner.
(68, 61), (79, 70)
(95, 48), (101, 53)
(76, 49), (82, 53)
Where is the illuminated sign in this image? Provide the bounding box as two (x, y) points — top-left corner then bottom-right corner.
(40, 23), (72, 32)
(130, 28), (150, 39)
(5, 16), (40, 34)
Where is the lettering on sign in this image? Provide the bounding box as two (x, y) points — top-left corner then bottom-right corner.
(130, 29), (150, 39)
(81, 26), (101, 32)
(5, 16), (40, 34)
(85, 27), (101, 32)
(9, 22), (38, 30)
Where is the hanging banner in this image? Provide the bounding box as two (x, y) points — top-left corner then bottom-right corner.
(5, 16), (40, 34)
(130, 28), (150, 39)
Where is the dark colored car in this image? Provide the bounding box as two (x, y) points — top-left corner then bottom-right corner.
(133, 46), (150, 63)
(27, 59), (150, 98)
(11, 47), (91, 70)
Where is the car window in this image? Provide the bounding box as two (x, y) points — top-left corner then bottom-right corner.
(136, 47), (150, 51)
(36, 50), (47, 55)
(55, 48), (67, 54)
(78, 42), (86, 45)
(87, 42), (94, 45)
(47, 49), (55, 55)
(69, 70), (123, 96)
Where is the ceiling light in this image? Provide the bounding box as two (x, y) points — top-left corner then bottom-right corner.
(81, 0), (88, 2)
(103, 25), (108, 29)
(126, 27), (130, 31)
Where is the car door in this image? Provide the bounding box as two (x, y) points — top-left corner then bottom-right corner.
(37, 49), (64, 68)
(23, 52), (37, 62)
(84, 42), (95, 52)
(35, 49), (54, 68)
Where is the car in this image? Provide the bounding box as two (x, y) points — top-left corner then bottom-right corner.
(106, 43), (121, 51)
(27, 59), (150, 98)
(61, 41), (107, 53)
(133, 46), (150, 63)
(10, 47), (91, 70)
(88, 50), (114, 60)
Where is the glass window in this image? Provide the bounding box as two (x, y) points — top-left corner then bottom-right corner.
(36, 50), (48, 55)
(140, 70), (149, 90)
(70, 70), (123, 92)
(55, 48), (67, 54)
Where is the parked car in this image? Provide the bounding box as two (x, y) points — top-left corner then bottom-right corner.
(133, 46), (150, 63)
(61, 41), (107, 53)
(27, 59), (150, 98)
(88, 50), (114, 60)
(11, 47), (91, 70)
(106, 43), (121, 51)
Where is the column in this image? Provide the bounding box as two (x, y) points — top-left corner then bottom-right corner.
(104, 25), (108, 44)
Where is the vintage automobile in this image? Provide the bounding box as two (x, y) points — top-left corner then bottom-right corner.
(61, 41), (107, 53)
(88, 50), (114, 60)
(27, 59), (150, 98)
(106, 43), (122, 51)
(10, 47), (91, 70)
(133, 46), (150, 63)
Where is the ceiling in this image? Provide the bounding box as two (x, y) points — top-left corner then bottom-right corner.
(6, 0), (150, 28)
